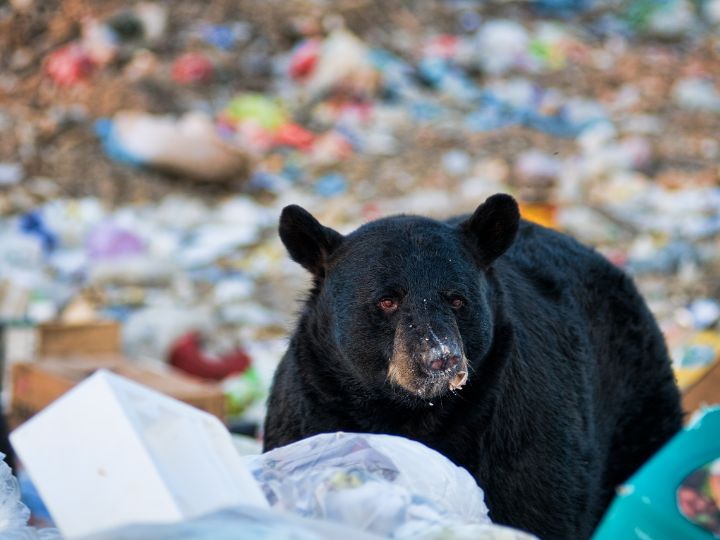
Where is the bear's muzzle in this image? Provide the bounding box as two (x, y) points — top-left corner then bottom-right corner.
(388, 323), (469, 398)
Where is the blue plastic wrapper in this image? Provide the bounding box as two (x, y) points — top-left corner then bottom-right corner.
(314, 173), (347, 197)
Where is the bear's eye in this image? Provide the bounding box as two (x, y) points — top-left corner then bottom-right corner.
(449, 296), (465, 309)
(378, 298), (399, 313)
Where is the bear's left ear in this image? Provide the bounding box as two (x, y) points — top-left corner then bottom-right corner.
(279, 205), (344, 277)
(459, 194), (520, 267)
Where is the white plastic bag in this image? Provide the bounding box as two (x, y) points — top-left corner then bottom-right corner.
(246, 432), (536, 539)
(0, 454), (61, 540)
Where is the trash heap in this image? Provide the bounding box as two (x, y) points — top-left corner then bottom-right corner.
(0, 0), (719, 430)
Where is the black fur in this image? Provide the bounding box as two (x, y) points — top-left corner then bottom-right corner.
(264, 194), (683, 540)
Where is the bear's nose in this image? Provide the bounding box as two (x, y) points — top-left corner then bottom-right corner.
(428, 353), (460, 372)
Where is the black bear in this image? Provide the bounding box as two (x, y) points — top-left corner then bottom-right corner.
(264, 194), (683, 539)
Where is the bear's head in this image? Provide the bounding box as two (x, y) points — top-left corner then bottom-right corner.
(279, 194), (520, 404)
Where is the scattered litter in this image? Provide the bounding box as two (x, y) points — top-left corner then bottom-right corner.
(300, 28), (377, 102)
(441, 150), (472, 176)
(199, 23), (252, 50)
(314, 172), (347, 197)
(44, 44), (95, 86)
(169, 332), (252, 381)
(673, 78), (720, 112)
(0, 164), (24, 186)
(0, 453), (61, 539)
(171, 53), (214, 84)
(96, 111), (250, 180)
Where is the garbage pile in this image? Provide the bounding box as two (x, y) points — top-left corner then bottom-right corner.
(1, 0), (719, 427)
(6, 372), (536, 539)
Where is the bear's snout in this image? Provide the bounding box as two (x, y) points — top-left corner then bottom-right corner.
(389, 322), (469, 398)
(428, 351), (460, 372)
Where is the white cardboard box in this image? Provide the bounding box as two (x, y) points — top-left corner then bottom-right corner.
(10, 369), (268, 538)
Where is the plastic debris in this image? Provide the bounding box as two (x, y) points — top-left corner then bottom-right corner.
(0, 455), (30, 533)
(81, 19), (120, 67)
(289, 39), (322, 80)
(96, 111), (249, 180)
(627, 0), (698, 38)
(673, 78), (720, 112)
(123, 307), (215, 361)
(82, 506), (383, 540)
(19, 211), (57, 253)
(171, 53), (214, 84)
(128, 3), (168, 43)
(0, 454), (61, 539)
(199, 23), (252, 50)
(677, 457), (720, 536)
(301, 28), (377, 102)
(515, 150), (562, 184)
(671, 331), (720, 390)
(223, 367), (264, 418)
(688, 299), (720, 330)
(594, 407), (720, 539)
(169, 332), (252, 381)
(441, 150), (472, 176)
(314, 172), (347, 197)
(706, 0), (720, 25)
(475, 20), (531, 75)
(0, 163), (24, 186)
(43, 3), (167, 86)
(86, 221), (146, 261)
(10, 371), (269, 538)
(246, 432), (536, 539)
(44, 44), (95, 86)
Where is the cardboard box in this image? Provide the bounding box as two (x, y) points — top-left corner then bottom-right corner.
(10, 358), (225, 426)
(682, 359), (720, 415)
(37, 321), (121, 357)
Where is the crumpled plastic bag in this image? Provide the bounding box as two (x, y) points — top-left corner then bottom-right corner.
(0, 454), (61, 540)
(245, 432), (536, 539)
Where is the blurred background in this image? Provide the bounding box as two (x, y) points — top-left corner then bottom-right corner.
(0, 0), (719, 442)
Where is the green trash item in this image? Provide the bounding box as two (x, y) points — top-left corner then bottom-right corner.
(224, 94), (288, 132)
(593, 406), (720, 540)
(223, 366), (263, 418)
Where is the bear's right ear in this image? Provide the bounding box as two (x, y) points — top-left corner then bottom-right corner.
(279, 205), (344, 277)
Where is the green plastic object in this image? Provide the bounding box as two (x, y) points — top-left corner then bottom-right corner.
(593, 407), (720, 540)
(225, 94), (287, 132)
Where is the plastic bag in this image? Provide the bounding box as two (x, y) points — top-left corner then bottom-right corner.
(79, 506), (380, 540)
(0, 454), (61, 540)
(245, 432), (536, 539)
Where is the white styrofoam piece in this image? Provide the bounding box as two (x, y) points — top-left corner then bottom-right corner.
(10, 369), (268, 538)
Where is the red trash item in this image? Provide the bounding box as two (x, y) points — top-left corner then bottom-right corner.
(423, 34), (460, 60)
(169, 332), (251, 381)
(45, 44), (95, 86)
(289, 39), (321, 80)
(273, 123), (316, 150)
(171, 53), (214, 84)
